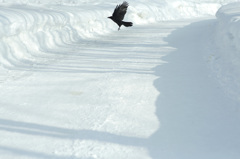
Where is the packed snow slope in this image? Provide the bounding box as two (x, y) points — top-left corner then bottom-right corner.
(0, 0), (240, 159)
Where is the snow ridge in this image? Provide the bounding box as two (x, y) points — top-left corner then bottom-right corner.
(0, 0), (238, 69)
(0, 4), (112, 68)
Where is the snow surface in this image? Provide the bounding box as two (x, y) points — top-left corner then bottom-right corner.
(212, 2), (240, 102)
(0, 0), (240, 159)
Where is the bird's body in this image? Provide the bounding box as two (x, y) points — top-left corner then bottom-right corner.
(108, 1), (133, 30)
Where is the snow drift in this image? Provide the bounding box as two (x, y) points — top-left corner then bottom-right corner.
(0, 0), (239, 69)
(211, 2), (240, 102)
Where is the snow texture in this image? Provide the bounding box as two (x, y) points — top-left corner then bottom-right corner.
(0, 0), (240, 159)
(212, 2), (240, 102)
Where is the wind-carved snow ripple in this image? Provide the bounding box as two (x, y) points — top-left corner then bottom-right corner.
(0, 5), (111, 69)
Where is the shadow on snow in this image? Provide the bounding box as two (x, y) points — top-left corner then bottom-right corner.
(1, 20), (240, 159)
(150, 19), (240, 159)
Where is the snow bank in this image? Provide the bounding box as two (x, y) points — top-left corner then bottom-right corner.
(215, 2), (240, 53)
(212, 2), (240, 101)
(0, 4), (112, 68)
(0, 0), (238, 68)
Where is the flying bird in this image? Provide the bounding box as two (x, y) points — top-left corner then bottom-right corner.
(108, 1), (133, 31)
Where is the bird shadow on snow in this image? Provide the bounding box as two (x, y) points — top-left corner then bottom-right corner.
(150, 19), (240, 159)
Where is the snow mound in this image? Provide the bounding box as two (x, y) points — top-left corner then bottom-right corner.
(215, 2), (240, 53)
(0, 4), (112, 69)
(212, 2), (240, 101)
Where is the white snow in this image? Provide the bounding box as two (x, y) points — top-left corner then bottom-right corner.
(0, 0), (240, 159)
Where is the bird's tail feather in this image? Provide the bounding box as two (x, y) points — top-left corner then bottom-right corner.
(122, 21), (133, 27)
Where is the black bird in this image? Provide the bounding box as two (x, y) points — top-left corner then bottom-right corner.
(108, 1), (133, 30)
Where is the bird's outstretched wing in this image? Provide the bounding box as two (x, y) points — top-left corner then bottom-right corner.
(112, 1), (129, 21)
